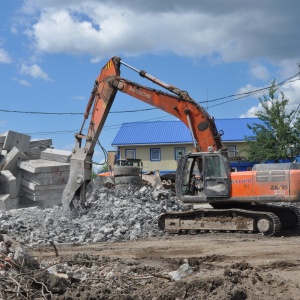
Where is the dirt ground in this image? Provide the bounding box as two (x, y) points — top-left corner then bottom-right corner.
(27, 229), (300, 300)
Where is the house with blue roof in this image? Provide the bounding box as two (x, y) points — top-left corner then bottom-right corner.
(111, 118), (264, 173)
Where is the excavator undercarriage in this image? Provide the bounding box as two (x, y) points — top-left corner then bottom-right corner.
(158, 204), (300, 236)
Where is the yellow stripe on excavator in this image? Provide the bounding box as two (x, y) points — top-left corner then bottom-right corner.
(105, 61), (112, 69)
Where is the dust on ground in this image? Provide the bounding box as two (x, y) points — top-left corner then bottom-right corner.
(26, 230), (300, 300)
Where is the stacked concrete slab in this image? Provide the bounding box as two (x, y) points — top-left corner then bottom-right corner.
(19, 150), (71, 206)
(0, 130), (71, 211)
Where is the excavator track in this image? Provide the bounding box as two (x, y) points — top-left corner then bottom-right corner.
(243, 203), (300, 230)
(158, 208), (281, 236)
(212, 203), (300, 229)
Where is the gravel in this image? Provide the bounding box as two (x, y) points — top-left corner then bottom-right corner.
(0, 184), (187, 247)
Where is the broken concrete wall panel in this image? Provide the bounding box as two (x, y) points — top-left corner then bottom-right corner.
(41, 148), (71, 163)
(0, 170), (19, 198)
(18, 159), (70, 174)
(0, 133), (6, 151)
(21, 178), (67, 191)
(29, 139), (52, 149)
(24, 191), (63, 201)
(22, 173), (68, 186)
(22, 169), (70, 180)
(22, 186), (64, 197)
(1, 147), (28, 175)
(26, 148), (44, 159)
(0, 194), (19, 211)
(3, 130), (31, 152)
(20, 196), (61, 207)
(27, 139), (53, 159)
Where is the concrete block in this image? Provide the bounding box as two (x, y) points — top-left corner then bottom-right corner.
(41, 148), (71, 163)
(22, 168), (70, 184)
(22, 186), (64, 196)
(18, 159), (70, 173)
(0, 134), (6, 143)
(1, 150), (8, 156)
(21, 178), (67, 191)
(0, 194), (19, 211)
(0, 170), (18, 198)
(24, 191), (63, 201)
(28, 176), (68, 185)
(0, 194), (10, 211)
(0, 134), (6, 151)
(19, 196), (61, 208)
(29, 139), (52, 149)
(26, 147), (43, 159)
(1, 147), (28, 175)
(23, 169), (69, 180)
(3, 130), (30, 152)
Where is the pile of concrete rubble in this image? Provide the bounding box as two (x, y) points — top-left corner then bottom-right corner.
(1, 183), (187, 247)
(0, 130), (71, 210)
(0, 130), (187, 247)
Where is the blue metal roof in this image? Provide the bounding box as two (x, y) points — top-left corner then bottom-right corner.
(111, 118), (264, 146)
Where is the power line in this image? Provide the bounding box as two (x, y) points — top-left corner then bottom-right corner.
(3, 72), (300, 137)
(24, 115), (175, 136)
(1, 72), (299, 116)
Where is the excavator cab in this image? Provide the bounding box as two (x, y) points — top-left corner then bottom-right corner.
(176, 152), (231, 202)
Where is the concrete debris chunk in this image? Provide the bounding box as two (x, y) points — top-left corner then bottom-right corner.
(41, 148), (71, 163)
(0, 194), (19, 211)
(1, 146), (28, 175)
(0, 170), (18, 198)
(18, 159), (70, 173)
(29, 138), (52, 149)
(27, 138), (53, 159)
(3, 130), (30, 152)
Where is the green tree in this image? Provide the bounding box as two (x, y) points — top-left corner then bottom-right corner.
(245, 81), (300, 162)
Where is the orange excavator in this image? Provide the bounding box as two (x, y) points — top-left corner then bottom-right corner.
(62, 56), (300, 236)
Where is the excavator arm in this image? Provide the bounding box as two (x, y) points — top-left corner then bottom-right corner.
(62, 56), (225, 212)
(62, 57), (121, 212)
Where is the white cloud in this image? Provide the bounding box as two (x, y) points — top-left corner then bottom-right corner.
(19, 79), (32, 86)
(0, 49), (11, 64)
(240, 105), (261, 118)
(239, 80), (300, 118)
(10, 27), (18, 34)
(21, 1), (300, 65)
(249, 64), (270, 81)
(20, 63), (52, 81)
(71, 96), (85, 100)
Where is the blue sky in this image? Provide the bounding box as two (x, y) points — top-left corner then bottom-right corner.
(1, 0), (300, 164)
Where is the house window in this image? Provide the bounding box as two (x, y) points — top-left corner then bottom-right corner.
(175, 147), (185, 160)
(125, 149), (136, 159)
(150, 148), (161, 161)
(227, 146), (236, 157)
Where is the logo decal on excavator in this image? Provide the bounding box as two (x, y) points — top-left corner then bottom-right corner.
(129, 86), (152, 101)
(231, 179), (252, 184)
(270, 184), (288, 190)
